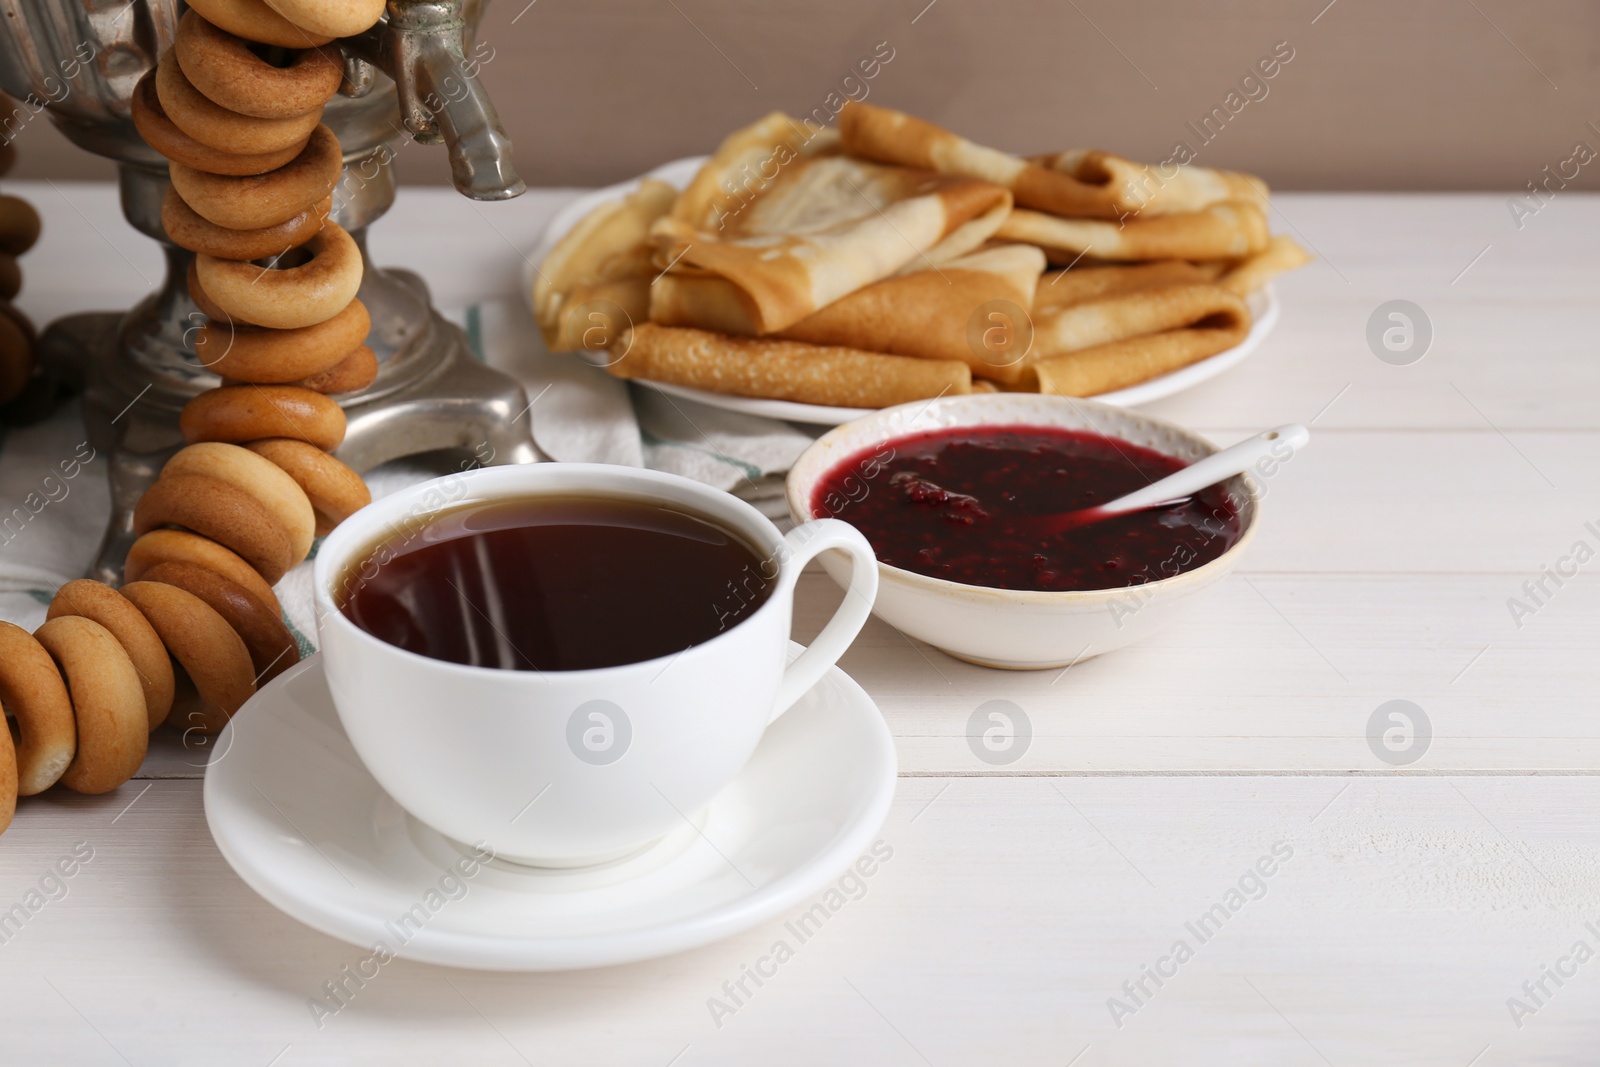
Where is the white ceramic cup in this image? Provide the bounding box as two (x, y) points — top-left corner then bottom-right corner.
(313, 463), (878, 867)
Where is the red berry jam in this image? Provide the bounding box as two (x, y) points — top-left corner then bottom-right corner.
(812, 425), (1244, 592)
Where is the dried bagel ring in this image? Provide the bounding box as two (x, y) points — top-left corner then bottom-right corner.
(126, 529), (282, 615)
(198, 298), (367, 384)
(175, 10), (342, 120)
(197, 224), (362, 330)
(131, 72), (305, 177)
(142, 562), (299, 685)
(185, 0), (334, 48)
(163, 188), (327, 261)
(161, 442), (316, 564)
(187, 258), (260, 327)
(292, 344), (378, 395)
(246, 438), (371, 536)
(34, 616), (148, 795)
(180, 385), (347, 452)
(155, 49), (322, 157)
(260, 0), (386, 39)
(46, 580), (175, 731)
(133, 472), (298, 584)
(0, 195), (40, 256)
(223, 345), (379, 395)
(0, 720), (13, 835)
(121, 582), (255, 736)
(0, 300), (34, 345)
(0, 254), (20, 301)
(169, 125), (341, 230)
(0, 309), (33, 406)
(0, 621), (76, 796)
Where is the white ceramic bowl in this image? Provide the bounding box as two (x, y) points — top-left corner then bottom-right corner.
(785, 394), (1262, 670)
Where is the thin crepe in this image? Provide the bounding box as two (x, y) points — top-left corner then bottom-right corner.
(997, 201), (1270, 263)
(534, 178), (677, 351)
(1032, 283), (1252, 396)
(608, 323), (972, 408)
(779, 244), (1047, 383)
(1214, 234), (1312, 296)
(839, 100), (1267, 218)
(1032, 282), (1251, 361)
(1030, 149), (1267, 216)
(1035, 260), (1221, 313)
(664, 112), (839, 233)
(1034, 318), (1251, 397)
(650, 112), (1013, 336)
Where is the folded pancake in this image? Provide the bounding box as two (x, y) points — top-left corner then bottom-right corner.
(839, 101), (1267, 218)
(608, 323), (971, 408)
(997, 200), (1269, 264)
(1033, 283), (1249, 362)
(1034, 294), (1252, 396)
(664, 111), (838, 234)
(1214, 234), (1312, 296)
(661, 111), (1000, 269)
(1035, 260), (1219, 313)
(534, 178), (677, 351)
(1029, 149), (1268, 216)
(778, 244), (1046, 383)
(650, 113), (1013, 336)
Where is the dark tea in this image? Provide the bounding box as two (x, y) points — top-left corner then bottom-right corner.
(339, 495), (774, 671)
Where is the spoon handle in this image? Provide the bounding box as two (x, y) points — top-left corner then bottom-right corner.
(1097, 423), (1311, 516)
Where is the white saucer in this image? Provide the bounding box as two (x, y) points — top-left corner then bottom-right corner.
(524, 156), (1281, 425)
(203, 649), (897, 971)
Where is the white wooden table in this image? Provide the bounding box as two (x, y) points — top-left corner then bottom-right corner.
(2, 181), (1597, 1065)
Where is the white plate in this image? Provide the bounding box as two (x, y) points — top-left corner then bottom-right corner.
(524, 156), (1281, 426)
(203, 650), (897, 971)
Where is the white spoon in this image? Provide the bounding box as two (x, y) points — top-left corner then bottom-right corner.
(1038, 423), (1310, 534)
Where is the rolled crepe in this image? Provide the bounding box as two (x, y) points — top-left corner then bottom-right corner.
(839, 100), (1268, 219)
(1035, 260), (1218, 313)
(608, 323), (971, 408)
(650, 113), (1013, 336)
(779, 244), (1047, 383)
(534, 178), (677, 351)
(1034, 305), (1252, 396)
(997, 201), (1270, 263)
(547, 277), (650, 354)
(1030, 149), (1268, 216)
(1215, 234), (1312, 296)
(1032, 283), (1250, 361)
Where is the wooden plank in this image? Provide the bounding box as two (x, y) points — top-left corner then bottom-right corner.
(795, 569), (1600, 775)
(1203, 429), (1596, 575)
(2, 777), (1597, 1064)
(125, 564), (1598, 780)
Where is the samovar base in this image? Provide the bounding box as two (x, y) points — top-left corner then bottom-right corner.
(61, 298), (541, 586)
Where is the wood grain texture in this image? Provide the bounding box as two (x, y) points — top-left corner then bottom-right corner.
(2, 778), (1599, 1064)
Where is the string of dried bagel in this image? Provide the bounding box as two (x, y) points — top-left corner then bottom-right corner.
(0, 124), (41, 411)
(0, 0), (388, 835)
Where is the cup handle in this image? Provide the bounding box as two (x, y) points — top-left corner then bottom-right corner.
(769, 518), (879, 723)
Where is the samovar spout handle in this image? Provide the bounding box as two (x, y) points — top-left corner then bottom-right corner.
(344, 0), (525, 201)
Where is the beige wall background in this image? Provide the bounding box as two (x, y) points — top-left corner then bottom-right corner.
(10, 0), (1600, 193)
